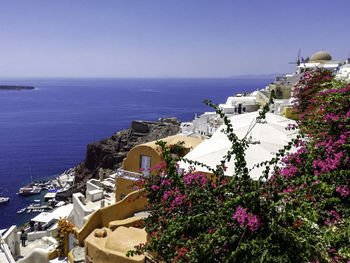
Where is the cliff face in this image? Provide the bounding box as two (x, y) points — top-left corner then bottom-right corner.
(74, 118), (181, 182)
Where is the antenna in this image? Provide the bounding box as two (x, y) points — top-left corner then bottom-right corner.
(288, 48), (302, 65)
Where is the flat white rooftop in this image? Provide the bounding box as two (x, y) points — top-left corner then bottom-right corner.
(31, 204), (73, 223)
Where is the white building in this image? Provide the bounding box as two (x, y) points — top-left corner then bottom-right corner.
(181, 51), (344, 138)
(296, 51), (343, 74)
(192, 112), (221, 136)
(70, 178), (115, 229)
(181, 92), (266, 137)
(336, 61), (350, 82)
(218, 94), (260, 114)
(271, 98), (294, 116)
(0, 226), (18, 263)
(28, 204), (73, 243)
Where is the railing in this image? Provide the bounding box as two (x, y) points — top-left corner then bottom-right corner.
(115, 168), (145, 181)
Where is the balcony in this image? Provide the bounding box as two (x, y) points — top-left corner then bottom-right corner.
(115, 168), (144, 181)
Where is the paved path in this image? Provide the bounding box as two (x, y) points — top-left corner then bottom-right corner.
(17, 238), (68, 262)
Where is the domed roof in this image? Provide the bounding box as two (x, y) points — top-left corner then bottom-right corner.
(310, 51), (332, 61)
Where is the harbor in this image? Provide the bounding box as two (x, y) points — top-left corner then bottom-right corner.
(0, 168), (75, 230)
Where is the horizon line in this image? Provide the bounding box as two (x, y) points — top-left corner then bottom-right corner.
(0, 74), (283, 80)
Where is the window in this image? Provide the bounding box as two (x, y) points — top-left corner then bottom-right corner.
(140, 155), (151, 175)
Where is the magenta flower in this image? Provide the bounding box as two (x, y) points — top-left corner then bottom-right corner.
(151, 185), (159, 191)
(336, 185), (350, 197)
(233, 206), (262, 231)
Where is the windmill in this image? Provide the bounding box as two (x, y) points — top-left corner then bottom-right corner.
(289, 49), (302, 66)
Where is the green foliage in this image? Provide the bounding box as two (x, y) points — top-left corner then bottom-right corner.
(169, 141), (187, 157)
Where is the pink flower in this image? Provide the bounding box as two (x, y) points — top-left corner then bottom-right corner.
(163, 191), (172, 200)
(208, 228), (216, 234)
(336, 185), (350, 197)
(233, 206), (262, 231)
(151, 185), (159, 191)
(183, 173), (207, 186)
(161, 179), (172, 186)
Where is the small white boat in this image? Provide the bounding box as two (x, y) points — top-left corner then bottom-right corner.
(17, 208), (26, 214)
(27, 209), (31, 213)
(34, 199), (41, 203)
(0, 197), (9, 204)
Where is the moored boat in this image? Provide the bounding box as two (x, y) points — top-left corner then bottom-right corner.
(17, 186), (41, 196)
(17, 208), (26, 214)
(0, 196), (10, 203)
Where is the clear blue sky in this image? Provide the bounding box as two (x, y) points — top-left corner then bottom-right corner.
(0, 0), (349, 78)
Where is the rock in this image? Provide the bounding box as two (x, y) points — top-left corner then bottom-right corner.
(130, 120), (150, 133)
(74, 118), (181, 182)
(158, 117), (181, 125)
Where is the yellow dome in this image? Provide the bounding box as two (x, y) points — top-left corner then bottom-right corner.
(310, 51), (332, 61)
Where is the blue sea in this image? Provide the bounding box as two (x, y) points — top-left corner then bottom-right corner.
(0, 78), (272, 229)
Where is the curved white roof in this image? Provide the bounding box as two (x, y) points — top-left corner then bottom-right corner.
(225, 96), (256, 104)
(179, 112), (297, 180)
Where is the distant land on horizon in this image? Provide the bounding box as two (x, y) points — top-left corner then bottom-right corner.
(231, 73), (285, 79)
(0, 85), (35, 90)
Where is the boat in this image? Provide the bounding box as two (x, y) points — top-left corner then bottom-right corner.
(17, 208), (26, 214)
(17, 170), (42, 196)
(17, 186), (41, 196)
(27, 204), (51, 210)
(0, 197), (9, 203)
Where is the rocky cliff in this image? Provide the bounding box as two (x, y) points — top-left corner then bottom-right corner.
(74, 117), (181, 182)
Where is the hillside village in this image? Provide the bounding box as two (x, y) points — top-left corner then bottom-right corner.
(1, 50), (350, 263)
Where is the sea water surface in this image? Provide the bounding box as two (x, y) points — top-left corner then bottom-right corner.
(0, 78), (272, 228)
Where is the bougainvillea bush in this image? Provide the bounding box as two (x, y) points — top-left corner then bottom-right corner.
(129, 69), (350, 262)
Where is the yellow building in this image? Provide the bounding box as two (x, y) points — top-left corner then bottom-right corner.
(115, 135), (203, 201)
(268, 73), (303, 100)
(282, 106), (299, 120)
(66, 190), (149, 263)
(65, 135), (203, 263)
